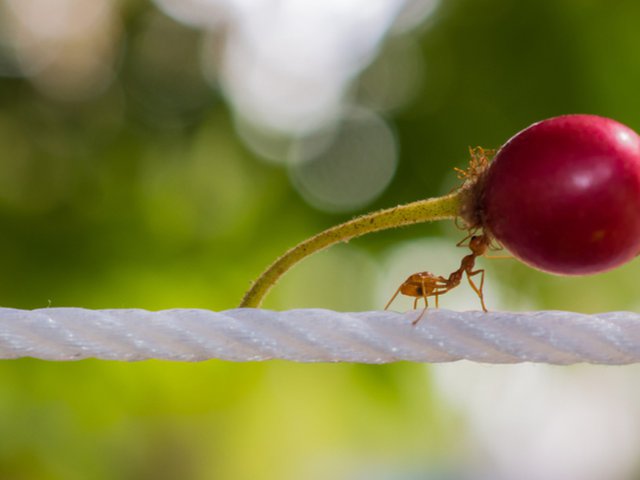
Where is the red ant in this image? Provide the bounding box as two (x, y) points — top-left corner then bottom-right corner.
(385, 231), (495, 324)
(385, 148), (501, 324)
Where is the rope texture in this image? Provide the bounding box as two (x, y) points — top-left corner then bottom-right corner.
(1, 307), (639, 364)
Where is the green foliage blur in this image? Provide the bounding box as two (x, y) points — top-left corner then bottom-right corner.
(2, 0), (640, 478)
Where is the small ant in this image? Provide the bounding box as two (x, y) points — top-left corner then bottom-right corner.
(385, 231), (495, 324)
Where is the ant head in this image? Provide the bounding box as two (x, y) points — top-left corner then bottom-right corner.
(469, 235), (489, 255)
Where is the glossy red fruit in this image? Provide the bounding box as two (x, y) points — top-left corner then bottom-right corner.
(480, 114), (640, 275)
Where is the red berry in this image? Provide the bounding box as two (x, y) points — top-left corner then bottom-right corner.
(479, 114), (640, 275)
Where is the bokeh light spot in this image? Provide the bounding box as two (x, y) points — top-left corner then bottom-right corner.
(289, 108), (398, 213)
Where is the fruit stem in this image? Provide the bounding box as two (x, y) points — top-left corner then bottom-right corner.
(239, 189), (463, 308)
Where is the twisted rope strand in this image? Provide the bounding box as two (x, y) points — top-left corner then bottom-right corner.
(0, 307), (639, 364)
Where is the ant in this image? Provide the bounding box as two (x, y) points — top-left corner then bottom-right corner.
(385, 147), (502, 324)
(385, 231), (496, 325)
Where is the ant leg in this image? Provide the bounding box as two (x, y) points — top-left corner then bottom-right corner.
(413, 297), (419, 310)
(466, 269), (487, 312)
(412, 308), (428, 325)
(384, 285), (403, 310)
(412, 280), (431, 325)
(484, 253), (512, 259)
(428, 279), (444, 309)
(456, 232), (472, 247)
(470, 269), (485, 291)
(483, 237), (510, 258)
(412, 294), (429, 326)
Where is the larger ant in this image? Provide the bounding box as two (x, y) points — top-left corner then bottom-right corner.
(385, 231), (494, 325)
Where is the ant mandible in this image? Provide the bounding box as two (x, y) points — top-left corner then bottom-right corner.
(385, 231), (493, 325)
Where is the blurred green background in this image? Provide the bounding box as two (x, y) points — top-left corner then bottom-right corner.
(2, 0), (640, 479)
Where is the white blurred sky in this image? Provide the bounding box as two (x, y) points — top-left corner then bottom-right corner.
(154, 0), (439, 133)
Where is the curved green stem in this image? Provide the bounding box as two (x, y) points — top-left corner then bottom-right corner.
(240, 189), (464, 308)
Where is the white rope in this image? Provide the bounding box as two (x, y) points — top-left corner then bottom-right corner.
(1, 307), (639, 364)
